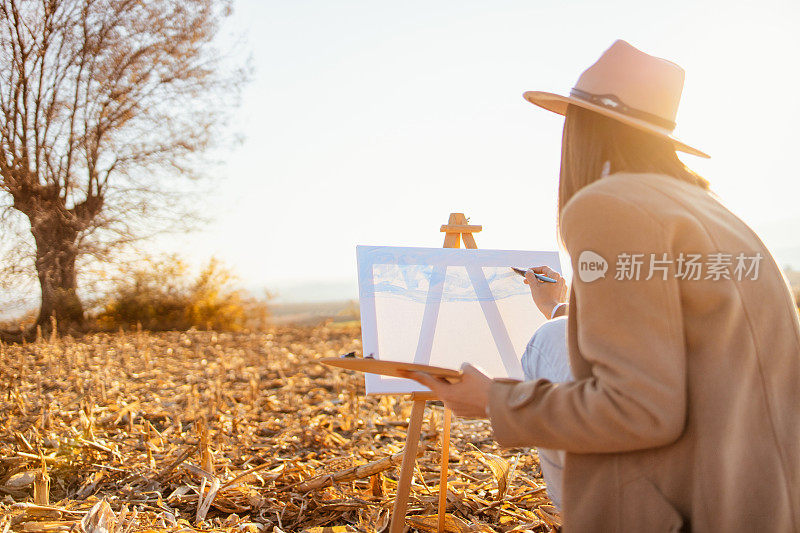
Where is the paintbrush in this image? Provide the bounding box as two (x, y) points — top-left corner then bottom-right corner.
(511, 267), (557, 283)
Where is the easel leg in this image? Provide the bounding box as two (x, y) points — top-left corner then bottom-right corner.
(390, 398), (427, 533)
(388, 213), (481, 533)
(437, 407), (452, 532)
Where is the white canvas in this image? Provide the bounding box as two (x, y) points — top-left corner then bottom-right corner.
(357, 246), (562, 394)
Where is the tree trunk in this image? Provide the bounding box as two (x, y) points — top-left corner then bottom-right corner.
(32, 226), (85, 333)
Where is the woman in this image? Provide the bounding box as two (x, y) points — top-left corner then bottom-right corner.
(403, 39), (800, 531)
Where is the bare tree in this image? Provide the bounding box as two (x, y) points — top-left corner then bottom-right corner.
(0, 0), (244, 333)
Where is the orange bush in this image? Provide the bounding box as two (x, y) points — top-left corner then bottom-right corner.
(94, 255), (269, 331)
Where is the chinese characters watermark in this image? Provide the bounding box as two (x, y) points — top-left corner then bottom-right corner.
(578, 251), (763, 283)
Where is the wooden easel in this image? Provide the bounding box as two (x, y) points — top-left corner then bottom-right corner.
(390, 213), (481, 533)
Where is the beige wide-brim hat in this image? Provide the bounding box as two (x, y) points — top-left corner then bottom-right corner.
(524, 39), (709, 158)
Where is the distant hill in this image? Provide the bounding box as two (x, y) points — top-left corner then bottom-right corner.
(268, 299), (359, 326)
(249, 279), (357, 304)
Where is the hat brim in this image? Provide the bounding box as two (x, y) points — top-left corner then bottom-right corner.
(523, 90), (710, 159)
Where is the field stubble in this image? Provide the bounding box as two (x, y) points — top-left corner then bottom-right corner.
(0, 325), (559, 532)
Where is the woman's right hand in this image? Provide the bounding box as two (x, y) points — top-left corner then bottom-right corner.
(524, 266), (568, 318)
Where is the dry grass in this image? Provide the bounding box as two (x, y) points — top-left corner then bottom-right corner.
(0, 325), (559, 532)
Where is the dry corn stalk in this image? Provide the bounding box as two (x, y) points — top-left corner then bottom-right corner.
(145, 423), (155, 469)
(195, 476), (220, 524)
(289, 448), (421, 493)
(33, 453), (49, 505)
(80, 498), (116, 533)
(197, 417), (214, 475)
(469, 443), (512, 499)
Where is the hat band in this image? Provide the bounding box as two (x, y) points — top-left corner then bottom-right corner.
(569, 87), (676, 131)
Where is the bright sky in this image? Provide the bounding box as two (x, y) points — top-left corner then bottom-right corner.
(169, 0), (800, 301)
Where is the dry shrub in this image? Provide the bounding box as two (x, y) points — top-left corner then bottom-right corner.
(94, 255), (269, 331)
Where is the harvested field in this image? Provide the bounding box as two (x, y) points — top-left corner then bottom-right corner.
(0, 325), (560, 532)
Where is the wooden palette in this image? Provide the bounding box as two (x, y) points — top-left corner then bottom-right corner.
(320, 357), (463, 383)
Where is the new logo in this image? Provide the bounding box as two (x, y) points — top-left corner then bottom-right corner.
(578, 251), (608, 283)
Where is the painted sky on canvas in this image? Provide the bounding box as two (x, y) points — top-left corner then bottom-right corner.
(162, 0), (800, 300)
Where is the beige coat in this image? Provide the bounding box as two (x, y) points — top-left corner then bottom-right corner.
(488, 171), (800, 532)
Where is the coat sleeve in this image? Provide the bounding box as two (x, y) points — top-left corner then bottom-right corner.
(488, 188), (687, 453)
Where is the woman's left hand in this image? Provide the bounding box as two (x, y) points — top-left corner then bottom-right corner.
(400, 364), (493, 418)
